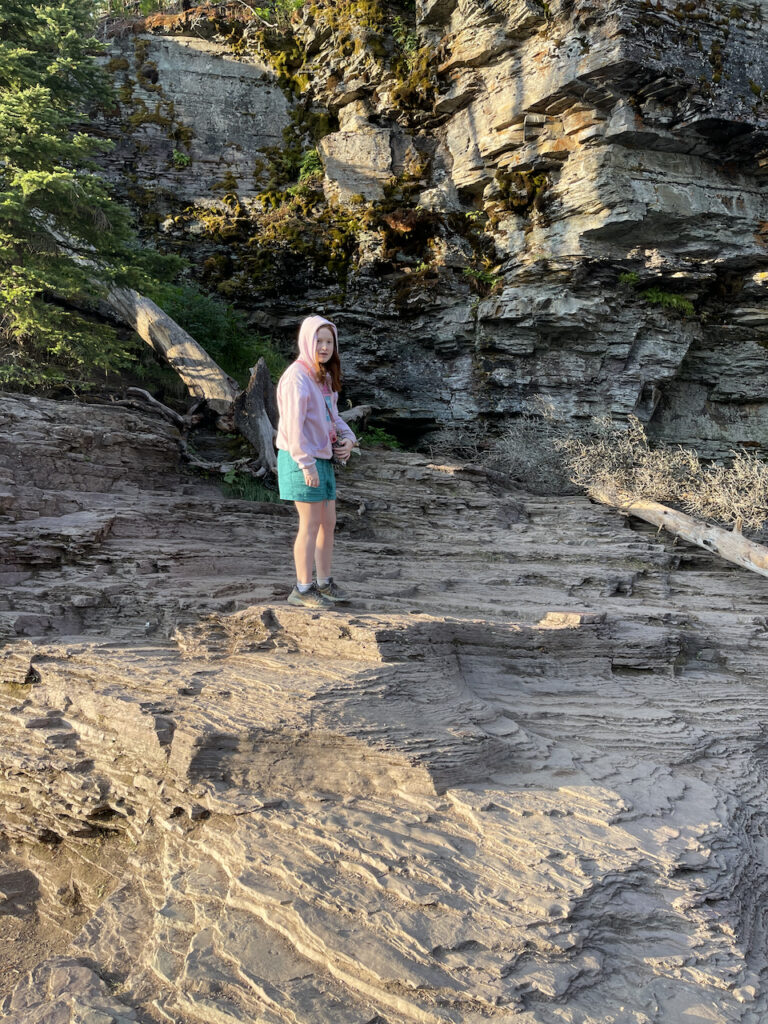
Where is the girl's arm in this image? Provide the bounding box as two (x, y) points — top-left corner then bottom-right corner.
(281, 377), (316, 469)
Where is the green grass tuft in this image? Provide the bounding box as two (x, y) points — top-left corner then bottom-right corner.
(639, 288), (696, 317)
(222, 469), (280, 502)
(360, 425), (402, 449)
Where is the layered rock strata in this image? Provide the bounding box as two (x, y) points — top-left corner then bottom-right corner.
(99, 0), (768, 453)
(4, 396), (768, 1022)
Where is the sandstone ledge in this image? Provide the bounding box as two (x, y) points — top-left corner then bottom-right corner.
(3, 396), (768, 1022)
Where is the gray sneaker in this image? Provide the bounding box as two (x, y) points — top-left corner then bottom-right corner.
(287, 583), (334, 608)
(317, 578), (349, 603)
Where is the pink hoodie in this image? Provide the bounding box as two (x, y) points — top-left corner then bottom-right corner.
(275, 315), (356, 470)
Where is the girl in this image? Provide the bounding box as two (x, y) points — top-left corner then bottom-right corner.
(276, 315), (356, 608)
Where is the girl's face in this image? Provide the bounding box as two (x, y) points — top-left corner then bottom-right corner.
(315, 327), (335, 363)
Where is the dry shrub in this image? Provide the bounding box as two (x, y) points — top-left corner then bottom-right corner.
(558, 416), (697, 503)
(486, 397), (577, 495)
(558, 415), (768, 534)
(471, 401), (768, 533)
(683, 450), (768, 532)
(424, 420), (491, 465)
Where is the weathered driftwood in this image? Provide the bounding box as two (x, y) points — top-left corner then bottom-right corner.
(591, 485), (768, 579)
(340, 404), (373, 426)
(178, 440), (267, 479)
(105, 286), (240, 414)
(233, 358), (278, 473)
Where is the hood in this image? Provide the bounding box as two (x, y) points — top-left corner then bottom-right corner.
(297, 315), (338, 366)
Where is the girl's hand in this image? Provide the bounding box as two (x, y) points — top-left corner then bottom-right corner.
(303, 467), (320, 487)
(333, 437), (354, 463)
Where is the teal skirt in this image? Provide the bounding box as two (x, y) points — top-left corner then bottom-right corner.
(277, 449), (336, 502)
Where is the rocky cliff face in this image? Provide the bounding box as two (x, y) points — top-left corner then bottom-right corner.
(99, 0), (768, 454)
(5, 396), (768, 1022)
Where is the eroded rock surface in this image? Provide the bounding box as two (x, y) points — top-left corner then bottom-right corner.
(3, 395), (768, 1022)
(99, 33), (290, 201)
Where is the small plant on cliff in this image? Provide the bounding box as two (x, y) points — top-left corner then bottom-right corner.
(392, 15), (418, 62)
(171, 148), (190, 169)
(639, 287), (696, 318)
(494, 169), (551, 221)
(619, 273), (696, 318)
(298, 148), (323, 181)
(250, 0), (305, 28)
(463, 261), (502, 296)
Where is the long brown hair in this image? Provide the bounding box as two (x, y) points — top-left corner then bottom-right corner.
(314, 327), (342, 392)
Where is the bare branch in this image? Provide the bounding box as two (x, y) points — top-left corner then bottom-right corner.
(178, 439), (266, 478)
(125, 387), (188, 427)
(231, 0), (276, 26)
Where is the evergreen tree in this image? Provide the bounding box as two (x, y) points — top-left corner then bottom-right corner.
(0, 0), (160, 389)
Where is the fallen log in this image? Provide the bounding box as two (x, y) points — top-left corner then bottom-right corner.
(591, 485), (768, 579)
(340, 404), (373, 427)
(54, 231), (276, 463)
(105, 286), (240, 415)
(102, 287), (281, 473)
(50, 221), (239, 415)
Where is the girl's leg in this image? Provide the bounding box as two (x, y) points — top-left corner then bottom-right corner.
(293, 501), (325, 584)
(315, 500), (336, 581)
